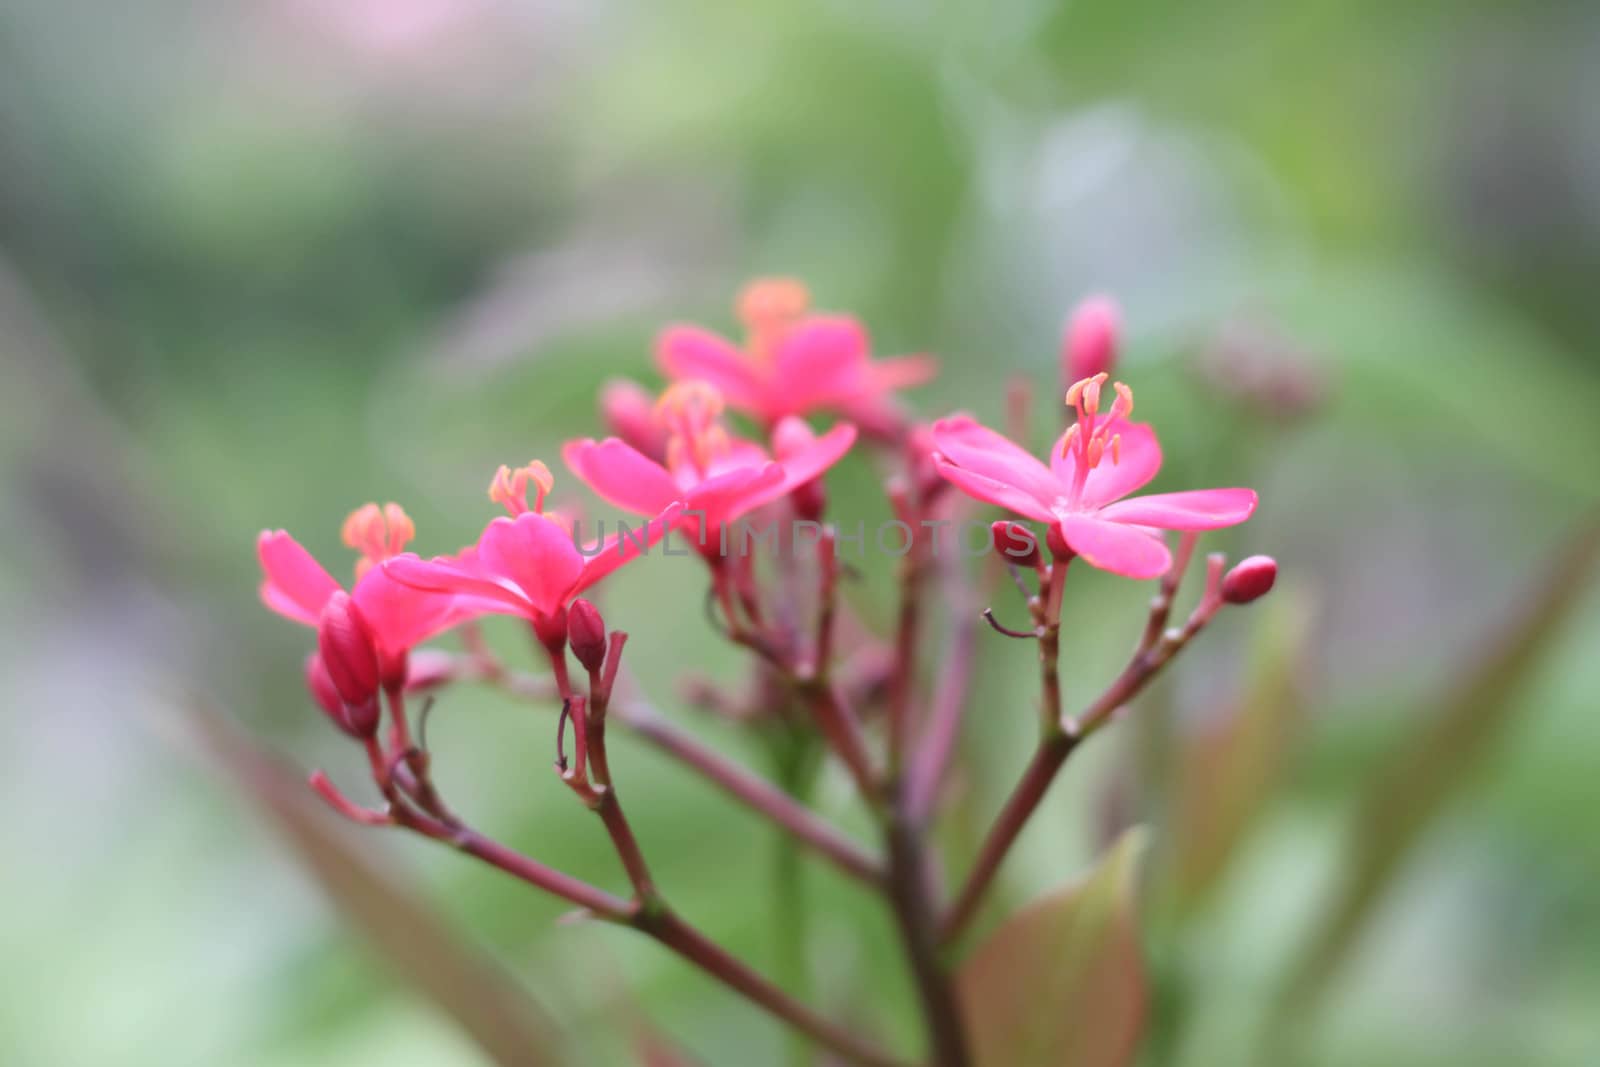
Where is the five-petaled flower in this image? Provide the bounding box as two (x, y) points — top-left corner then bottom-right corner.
(382, 460), (678, 633)
(258, 502), (465, 684)
(655, 278), (934, 436)
(563, 382), (856, 554)
(932, 374), (1257, 579)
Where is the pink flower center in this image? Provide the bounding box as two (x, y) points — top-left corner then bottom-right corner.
(1059, 373), (1134, 508)
(488, 460), (554, 517)
(656, 382), (733, 480)
(341, 502), (416, 580)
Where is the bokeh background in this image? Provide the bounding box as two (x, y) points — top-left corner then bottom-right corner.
(3, 1), (1599, 1065)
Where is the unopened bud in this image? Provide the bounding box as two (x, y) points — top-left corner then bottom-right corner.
(318, 592), (381, 709)
(600, 378), (667, 458)
(1062, 295), (1121, 385)
(305, 652), (342, 719)
(1221, 554), (1277, 604)
(773, 416), (827, 521)
(305, 652), (378, 739)
(991, 521), (1040, 567)
(567, 599), (607, 673)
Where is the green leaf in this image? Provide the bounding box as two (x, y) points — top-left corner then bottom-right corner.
(184, 704), (564, 1067)
(1276, 518), (1600, 1029)
(956, 828), (1149, 1067)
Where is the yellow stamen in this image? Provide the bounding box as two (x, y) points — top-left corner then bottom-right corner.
(1059, 422), (1080, 458)
(489, 461), (554, 515)
(737, 278), (810, 364)
(1110, 433), (1122, 465)
(1064, 372), (1108, 413)
(1111, 382), (1134, 420)
(381, 503), (415, 554)
(1087, 436), (1105, 468)
(737, 277), (810, 330)
(655, 381), (725, 422)
(342, 501), (415, 580)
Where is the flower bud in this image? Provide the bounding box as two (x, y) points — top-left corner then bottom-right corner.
(318, 592), (381, 709)
(567, 599), (607, 673)
(305, 652), (378, 739)
(1062, 295), (1121, 385)
(304, 652), (343, 719)
(1221, 554), (1277, 605)
(773, 416), (827, 521)
(991, 521), (1040, 567)
(600, 378), (667, 459)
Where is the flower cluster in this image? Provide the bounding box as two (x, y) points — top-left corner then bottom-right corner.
(255, 282), (1275, 1067)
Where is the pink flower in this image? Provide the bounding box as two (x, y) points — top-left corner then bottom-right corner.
(562, 382), (856, 551)
(655, 278), (934, 434)
(932, 375), (1257, 579)
(258, 502), (466, 681)
(383, 461), (679, 628)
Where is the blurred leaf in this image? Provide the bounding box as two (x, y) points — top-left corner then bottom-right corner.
(1166, 589), (1313, 917)
(957, 828), (1148, 1067)
(184, 704), (564, 1067)
(1276, 518), (1600, 1026)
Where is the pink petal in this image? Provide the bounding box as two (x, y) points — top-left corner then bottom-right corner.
(257, 530), (342, 626)
(772, 422), (856, 496)
(934, 459), (1056, 523)
(867, 353), (938, 392)
(684, 464), (787, 529)
(655, 326), (766, 411)
(774, 317), (870, 411)
(575, 502), (683, 593)
(932, 416), (1061, 507)
(562, 438), (681, 517)
(1056, 514), (1172, 579)
(1097, 487), (1258, 531)
(477, 514), (586, 619)
(350, 568), (463, 652)
(383, 553), (533, 617)
(1052, 422), (1163, 507)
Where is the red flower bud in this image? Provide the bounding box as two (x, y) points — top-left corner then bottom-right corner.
(1062, 295), (1121, 385)
(305, 652), (379, 739)
(567, 598), (607, 673)
(1221, 554), (1277, 604)
(318, 592), (381, 709)
(991, 521), (1040, 567)
(304, 652), (342, 719)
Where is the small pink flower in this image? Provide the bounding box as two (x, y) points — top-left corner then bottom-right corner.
(655, 278), (934, 434)
(563, 382), (856, 550)
(382, 461), (679, 628)
(933, 375), (1258, 579)
(258, 502), (465, 681)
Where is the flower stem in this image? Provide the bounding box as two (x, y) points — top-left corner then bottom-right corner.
(636, 908), (914, 1067)
(940, 568), (1225, 946)
(882, 806), (973, 1067)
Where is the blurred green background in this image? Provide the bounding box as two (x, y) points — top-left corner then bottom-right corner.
(3, 1), (1599, 1065)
